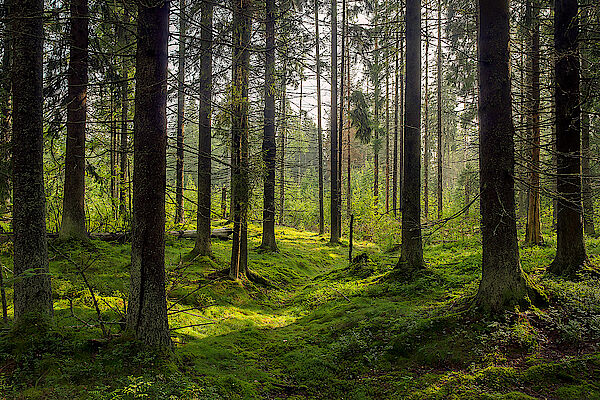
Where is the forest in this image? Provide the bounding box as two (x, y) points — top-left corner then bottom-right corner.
(1, 0), (600, 398)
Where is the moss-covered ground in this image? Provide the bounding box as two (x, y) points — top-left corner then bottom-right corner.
(1, 218), (600, 399)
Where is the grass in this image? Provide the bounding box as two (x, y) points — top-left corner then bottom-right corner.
(0, 217), (600, 399)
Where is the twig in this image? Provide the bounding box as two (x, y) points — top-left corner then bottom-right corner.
(169, 322), (215, 331)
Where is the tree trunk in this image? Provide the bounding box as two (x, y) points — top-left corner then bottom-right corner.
(10, 0), (53, 320)
(423, 10), (429, 222)
(278, 67), (286, 226)
(119, 10), (130, 217)
(261, 0), (277, 251)
(393, 24), (400, 217)
(475, 0), (537, 313)
(330, 0), (339, 243)
(175, 0), (186, 224)
(549, 0), (587, 276)
(194, 0), (213, 256)
(127, 0), (171, 348)
(374, 39), (380, 209)
(386, 51), (390, 214)
(525, 0), (542, 245)
(315, 0), (324, 235)
(436, 0), (443, 220)
(337, 0), (346, 238)
(60, 0), (89, 241)
(398, 0), (424, 270)
(230, 0), (251, 279)
(581, 6), (594, 237)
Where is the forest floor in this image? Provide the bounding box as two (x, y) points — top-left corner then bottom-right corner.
(1, 219), (600, 399)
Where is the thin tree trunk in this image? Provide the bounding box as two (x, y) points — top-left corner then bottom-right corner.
(549, 0), (587, 276)
(525, 1), (542, 245)
(581, 6), (595, 237)
(374, 39), (380, 209)
(261, 0), (277, 251)
(175, 0), (186, 224)
(278, 68), (286, 226)
(436, 0), (443, 219)
(475, 0), (537, 313)
(346, 41), (351, 218)
(398, 0), (424, 270)
(393, 23), (399, 217)
(337, 0), (346, 237)
(315, 0), (324, 235)
(194, 0), (213, 256)
(127, 0), (171, 348)
(386, 47), (390, 214)
(60, 0), (89, 241)
(119, 10), (130, 217)
(330, 0), (339, 243)
(10, 0), (53, 320)
(230, 0), (251, 279)
(423, 9), (429, 222)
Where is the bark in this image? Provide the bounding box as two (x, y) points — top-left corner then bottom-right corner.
(261, 0), (277, 251)
(315, 0), (324, 235)
(119, 10), (130, 217)
(230, 0), (251, 279)
(337, 0), (346, 237)
(392, 26), (399, 217)
(127, 0), (171, 348)
(423, 12), (429, 222)
(398, 0), (424, 270)
(525, 1), (542, 245)
(10, 0), (53, 320)
(386, 54), (390, 214)
(475, 0), (536, 313)
(175, 0), (186, 224)
(549, 0), (587, 276)
(581, 7), (595, 237)
(60, 0), (89, 241)
(436, 0), (443, 220)
(278, 68), (286, 226)
(194, 0), (213, 256)
(330, 0), (339, 243)
(373, 39), (380, 208)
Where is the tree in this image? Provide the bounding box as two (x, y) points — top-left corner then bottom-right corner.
(398, 0), (424, 270)
(10, 0), (53, 320)
(525, 0), (542, 245)
(315, 0), (325, 235)
(126, 0), (171, 347)
(261, 0), (277, 251)
(330, 0), (340, 243)
(581, 5), (595, 237)
(230, 0), (251, 279)
(60, 0), (89, 241)
(194, 0), (213, 256)
(475, 0), (539, 312)
(436, 0), (443, 220)
(549, 0), (587, 276)
(175, 0), (186, 224)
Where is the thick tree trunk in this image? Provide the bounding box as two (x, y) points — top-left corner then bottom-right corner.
(337, 0), (346, 238)
(330, 0), (339, 243)
(10, 0), (53, 320)
(261, 0), (277, 251)
(475, 0), (536, 313)
(127, 0), (171, 348)
(398, 0), (424, 270)
(60, 0), (89, 241)
(194, 0), (213, 256)
(525, 1), (542, 245)
(549, 0), (587, 276)
(230, 0), (251, 279)
(175, 0), (186, 225)
(315, 0), (324, 235)
(436, 0), (443, 220)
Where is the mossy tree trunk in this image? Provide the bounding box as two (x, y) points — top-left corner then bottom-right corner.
(10, 0), (53, 320)
(398, 0), (424, 270)
(261, 0), (277, 251)
(549, 0), (587, 277)
(230, 0), (251, 280)
(194, 0), (213, 257)
(475, 0), (537, 313)
(60, 0), (89, 241)
(127, 0), (171, 348)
